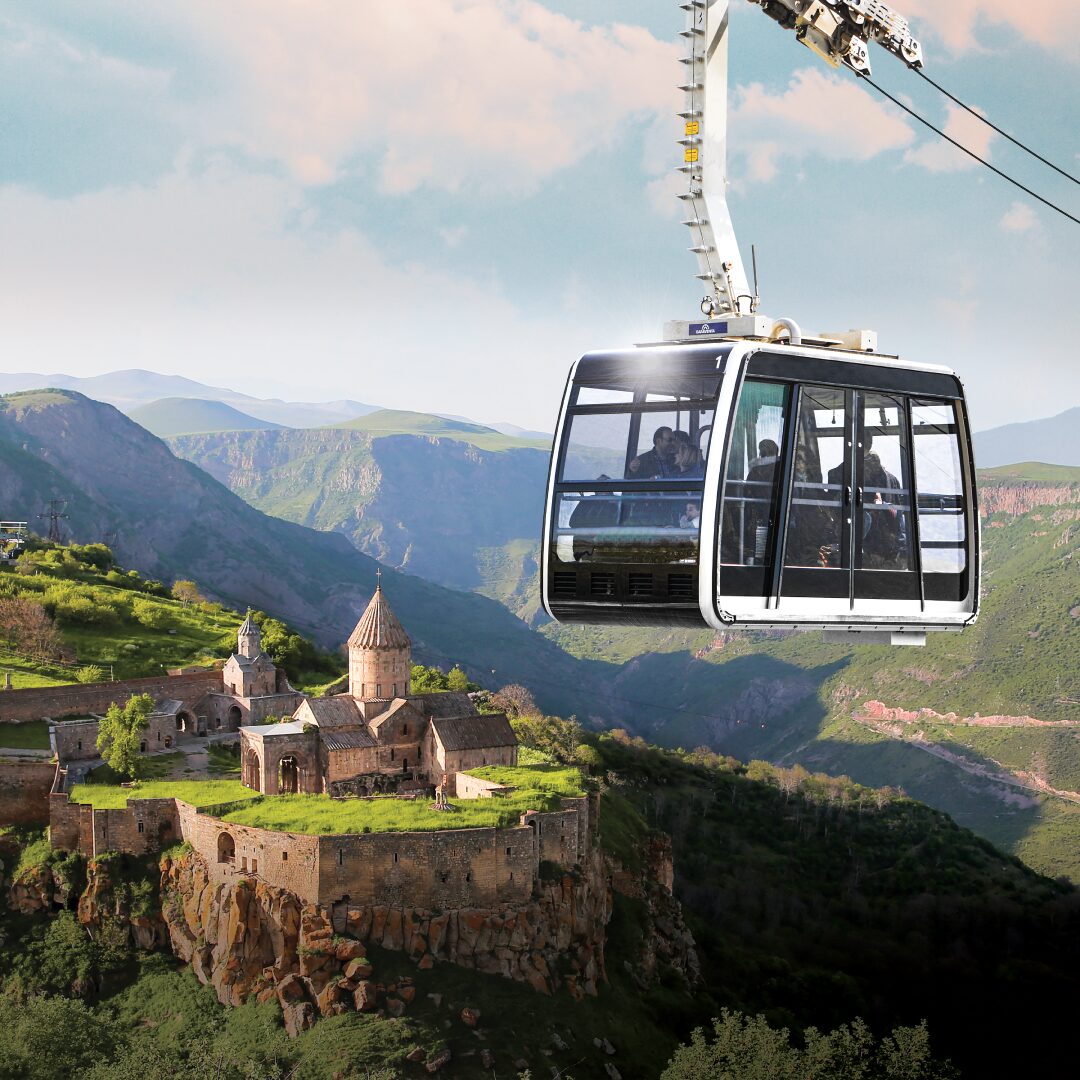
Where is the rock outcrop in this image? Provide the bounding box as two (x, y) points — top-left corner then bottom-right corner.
(607, 835), (700, 990)
(160, 844), (613, 1029)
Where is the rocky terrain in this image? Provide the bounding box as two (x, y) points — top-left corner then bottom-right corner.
(170, 424), (548, 622)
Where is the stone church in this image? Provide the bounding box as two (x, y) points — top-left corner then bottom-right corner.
(239, 585), (518, 797)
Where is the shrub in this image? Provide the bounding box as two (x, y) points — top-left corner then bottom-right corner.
(75, 665), (105, 684)
(131, 597), (170, 629)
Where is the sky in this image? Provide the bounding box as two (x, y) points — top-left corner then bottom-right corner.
(1, 0), (1078, 432)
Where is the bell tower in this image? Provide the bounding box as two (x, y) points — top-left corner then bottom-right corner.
(237, 611), (261, 659)
(347, 575), (411, 701)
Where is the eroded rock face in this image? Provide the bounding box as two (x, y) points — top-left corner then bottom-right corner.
(607, 835), (701, 990)
(160, 844), (613, 1026)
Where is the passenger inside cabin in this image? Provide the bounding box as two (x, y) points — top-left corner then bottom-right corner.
(673, 430), (705, 478)
(826, 432), (908, 569)
(626, 426), (677, 479)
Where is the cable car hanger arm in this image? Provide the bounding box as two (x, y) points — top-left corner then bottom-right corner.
(671, 0), (920, 345)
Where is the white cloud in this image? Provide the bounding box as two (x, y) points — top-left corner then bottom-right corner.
(904, 0), (1078, 55)
(729, 68), (915, 183)
(904, 103), (995, 173)
(1000, 201), (1039, 233)
(153, 1), (676, 194)
(0, 163), (586, 428)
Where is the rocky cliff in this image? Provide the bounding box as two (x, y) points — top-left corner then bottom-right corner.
(158, 844), (614, 1033)
(169, 427), (548, 621)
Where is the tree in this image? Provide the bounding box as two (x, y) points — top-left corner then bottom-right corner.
(96, 694), (153, 778)
(662, 1011), (957, 1080)
(130, 597), (170, 629)
(0, 598), (63, 660)
(492, 684), (539, 719)
(447, 665), (469, 692)
(170, 579), (204, 605)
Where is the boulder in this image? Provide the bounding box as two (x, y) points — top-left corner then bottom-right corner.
(354, 979), (379, 1012)
(386, 997), (406, 1018)
(460, 1007), (481, 1028)
(405, 1047), (425, 1064)
(282, 1000), (316, 1039)
(344, 957), (373, 981)
(425, 1048), (452, 1073)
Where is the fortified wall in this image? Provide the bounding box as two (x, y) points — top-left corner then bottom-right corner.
(0, 760), (58, 825)
(0, 669), (223, 724)
(49, 788), (597, 909)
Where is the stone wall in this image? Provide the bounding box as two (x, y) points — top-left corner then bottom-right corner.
(317, 825), (537, 909)
(441, 745), (517, 789)
(51, 711), (180, 763)
(0, 669), (223, 723)
(50, 793), (595, 910)
(0, 760), (57, 825)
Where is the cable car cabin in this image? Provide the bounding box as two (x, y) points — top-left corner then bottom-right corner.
(542, 342), (979, 646)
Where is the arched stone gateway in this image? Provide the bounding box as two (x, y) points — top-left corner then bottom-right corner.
(279, 755), (300, 795)
(244, 748), (262, 792)
(217, 833), (235, 864)
(228, 705), (243, 729)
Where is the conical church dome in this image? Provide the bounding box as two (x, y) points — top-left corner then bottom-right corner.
(347, 585), (411, 651)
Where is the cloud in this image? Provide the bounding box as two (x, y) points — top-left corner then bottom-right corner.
(903, 0), (1077, 55)
(0, 162), (599, 428)
(904, 102), (995, 173)
(729, 68), (914, 183)
(1000, 201), (1039, 233)
(155, 1), (677, 194)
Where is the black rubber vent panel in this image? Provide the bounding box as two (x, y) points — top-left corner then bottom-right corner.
(552, 571), (577, 598)
(590, 572), (616, 597)
(628, 572), (653, 597)
(668, 573), (695, 600)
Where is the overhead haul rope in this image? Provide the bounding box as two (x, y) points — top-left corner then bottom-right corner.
(859, 74), (1080, 228)
(913, 68), (1080, 188)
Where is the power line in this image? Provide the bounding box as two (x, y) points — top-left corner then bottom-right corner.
(914, 68), (1080, 188)
(859, 74), (1080, 228)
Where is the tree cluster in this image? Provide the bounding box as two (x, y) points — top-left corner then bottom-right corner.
(0, 597), (63, 660)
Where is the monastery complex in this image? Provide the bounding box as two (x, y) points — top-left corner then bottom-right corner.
(26, 587), (597, 913)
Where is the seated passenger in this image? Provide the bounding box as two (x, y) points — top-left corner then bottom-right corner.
(746, 439), (779, 480)
(627, 426), (677, 479)
(680, 502), (701, 529)
(786, 448), (839, 568)
(673, 430), (705, 478)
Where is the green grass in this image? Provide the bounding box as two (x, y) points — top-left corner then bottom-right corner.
(219, 788), (565, 834)
(332, 408), (549, 452)
(980, 462), (1080, 483)
(81, 752), (185, 785)
(207, 744), (242, 776)
(468, 763), (586, 796)
(0, 720), (51, 749)
(69, 778), (258, 810)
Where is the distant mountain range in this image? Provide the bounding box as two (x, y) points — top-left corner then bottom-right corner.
(974, 406), (1080, 468)
(0, 369), (552, 441)
(170, 410), (549, 621)
(0, 369), (377, 429)
(0, 388), (598, 717)
(129, 397), (284, 437)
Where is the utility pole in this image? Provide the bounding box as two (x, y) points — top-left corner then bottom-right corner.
(38, 500), (69, 544)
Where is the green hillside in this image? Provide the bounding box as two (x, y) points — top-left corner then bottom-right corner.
(169, 424), (549, 618)
(544, 489), (1080, 881)
(979, 461), (1080, 483)
(332, 408), (549, 452)
(128, 398), (284, 437)
(5, 722), (1080, 1077)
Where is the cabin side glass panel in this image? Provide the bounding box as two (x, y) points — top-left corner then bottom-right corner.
(548, 354), (723, 618)
(717, 363), (972, 614)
